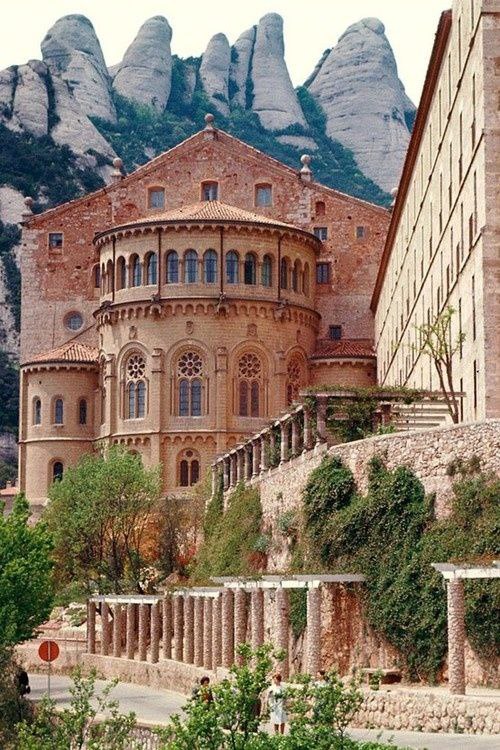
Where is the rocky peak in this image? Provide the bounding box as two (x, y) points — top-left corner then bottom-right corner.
(229, 26), (256, 108)
(307, 17), (415, 192)
(112, 16), (173, 112)
(199, 33), (231, 116)
(251, 13), (306, 131)
(41, 14), (116, 123)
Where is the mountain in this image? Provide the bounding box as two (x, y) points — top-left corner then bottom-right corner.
(0, 11), (415, 374)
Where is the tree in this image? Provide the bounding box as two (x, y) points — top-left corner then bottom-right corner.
(45, 446), (161, 594)
(15, 668), (136, 750)
(415, 305), (465, 423)
(0, 493), (54, 646)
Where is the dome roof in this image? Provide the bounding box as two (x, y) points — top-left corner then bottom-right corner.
(23, 341), (99, 367)
(94, 201), (319, 244)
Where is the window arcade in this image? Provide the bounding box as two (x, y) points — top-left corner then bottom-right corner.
(125, 353), (147, 419)
(177, 351), (204, 417)
(238, 352), (262, 417)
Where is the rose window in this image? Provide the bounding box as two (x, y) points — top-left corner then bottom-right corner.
(238, 352), (262, 379)
(178, 351), (203, 378)
(126, 354), (146, 380)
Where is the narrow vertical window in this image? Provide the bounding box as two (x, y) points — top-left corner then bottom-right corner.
(226, 251), (239, 284)
(239, 381), (248, 417)
(117, 257), (127, 290)
(250, 381), (260, 417)
(191, 379), (202, 416)
(146, 253), (157, 285)
(180, 460), (189, 487)
(166, 251), (179, 283)
(280, 258), (289, 290)
(184, 250), (198, 283)
(190, 460), (200, 485)
(127, 382), (136, 419)
(131, 255), (141, 287)
(52, 462), (64, 482)
(179, 380), (190, 417)
(54, 398), (64, 425)
(33, 398), (42, 425)
(244, 253), (256, 285)
(204, 250), (217, 283)
(261, 255), (272, 287)
(136, 381), (146, 417)
(78, 398), (87, 425)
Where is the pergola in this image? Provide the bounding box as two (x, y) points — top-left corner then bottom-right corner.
(432, 562), (500, 694)
(86, 574), (365, 678)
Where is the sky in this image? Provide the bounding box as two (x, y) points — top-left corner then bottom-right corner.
(1, 0), (451, 105)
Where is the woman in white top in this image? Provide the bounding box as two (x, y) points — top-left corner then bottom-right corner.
(268, 673), (287, 735)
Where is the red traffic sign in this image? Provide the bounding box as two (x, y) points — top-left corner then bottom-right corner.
(38, 640), (60, 663)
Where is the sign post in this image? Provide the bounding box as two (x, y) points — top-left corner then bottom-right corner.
(38, 640), (60, 699)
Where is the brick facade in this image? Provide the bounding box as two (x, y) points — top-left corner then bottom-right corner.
(19, 122), (389, 503)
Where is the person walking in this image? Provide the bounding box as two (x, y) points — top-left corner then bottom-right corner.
(267, 673), (287, 735)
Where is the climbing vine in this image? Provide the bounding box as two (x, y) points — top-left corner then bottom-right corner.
(301, 455), (499, 681)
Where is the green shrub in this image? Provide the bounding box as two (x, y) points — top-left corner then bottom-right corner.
(303, 457), (356, 547)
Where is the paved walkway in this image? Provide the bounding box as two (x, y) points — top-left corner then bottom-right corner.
(29, 674), (499, 749)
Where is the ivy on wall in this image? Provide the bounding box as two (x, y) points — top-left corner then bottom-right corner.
(301, 455), (500, 681)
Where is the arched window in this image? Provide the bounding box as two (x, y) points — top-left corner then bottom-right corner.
(244, 253), (257, 285)
(292, 260), (301, 293)
(54, 398), (64, 425)
(280, 257), (289, 290)
(303, 263), (310, 296)
(145, 253), (157, 285)
(125, 353), (147, 419)
(238, 352), (262, 417)
(130, 255), (142, 287)
(204, 249), (217, 283)
(106, 259), (113, 293)
(177, 351), (204, 416)
(100, 264), (105, 293)
(78, 398), (87, 425)
(226, 251), (239, 284)
(261, 255), (272, 287)
(93, 264), (100, 288)
(184, 250), (198, 283)
(52, 461), (64, 482)
(166, 251), (179, 283)
(33, 398), (41, 425)
(116, 257), (127, 290)
(178, 450), (200, 487)
(286, 355), (304, 405)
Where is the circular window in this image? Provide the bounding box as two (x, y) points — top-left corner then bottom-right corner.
(64, 312), (83, 331)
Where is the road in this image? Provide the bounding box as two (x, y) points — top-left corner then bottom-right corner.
(29, 674), (499, 749)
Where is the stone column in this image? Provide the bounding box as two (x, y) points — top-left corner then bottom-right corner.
(306, 586), (321, 674)
(211, 464), (218, 496)
(87, 601), (96, 654)
(212, 595), (222, 668)
(194, 596), (204, 667)
(184, 595), (195, 664)
(230, 453), (237, 487)
(447, 578), (466, 695)
(173, 595), (184, 662)
(276, 588), (290, 678)
(113, 604), (122, 658)
(260, 435), (268, 472)
(223, 457), (230, 490)
(303, 407), (312, 451)
(162, 597), (173, 660)
(244, 446), (252, 480)
(250, 589), (264, 652)
(101, 601), (111, 656)
(252, 440), (260, 477)
(126, 603), (136, 660)
(234, 588), (247, 665)
(150, 602), (160, 664)
(203, 597), (213, 670)
(138, 603), (148, 661)
(280, 421), (289, 463)
(291, 417), (299, 456)
(237, 450), (245, 483)
(269, 429), (276, 465)
(316, 396), (327, 443)
(221, 589), (234, 667)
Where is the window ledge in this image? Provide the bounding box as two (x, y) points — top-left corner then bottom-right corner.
(52, 423), (64, 429)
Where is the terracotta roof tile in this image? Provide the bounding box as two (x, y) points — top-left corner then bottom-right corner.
(25, 341), (99, 366)
(311, 339), (375, 360)
(117, 201), (302, 232)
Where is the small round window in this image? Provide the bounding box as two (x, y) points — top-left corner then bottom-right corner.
(64, 312), (83, 331)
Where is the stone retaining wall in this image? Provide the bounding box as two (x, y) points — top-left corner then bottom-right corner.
(353, 688), (500, 735)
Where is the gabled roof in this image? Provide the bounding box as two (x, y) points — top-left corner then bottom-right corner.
(23, 341), (99, 367)
(26, 124), (389, 227)
(311, 339), (375, 360)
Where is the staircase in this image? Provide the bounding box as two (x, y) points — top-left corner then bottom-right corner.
(391, 399), (452, 432)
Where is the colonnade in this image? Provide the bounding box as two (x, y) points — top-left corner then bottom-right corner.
(86, 576), (364, 676)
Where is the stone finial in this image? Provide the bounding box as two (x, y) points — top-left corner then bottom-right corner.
(300, 154), (312, 181)
(22, 196), (34, 219)
(204, 112), (217, 140)
(111, 157), (124, 183)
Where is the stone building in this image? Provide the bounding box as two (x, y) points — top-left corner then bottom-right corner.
(18, 118), (389, 505)
(372, 0), (500, 421)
